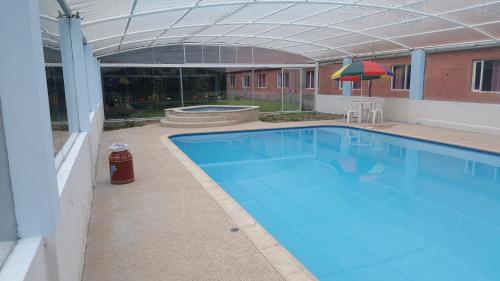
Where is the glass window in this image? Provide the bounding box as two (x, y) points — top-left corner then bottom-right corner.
(257, 73), (266, 88)
(277, 72), (290, 88)
(339, 81), (360, 89)
(306, 71), (315, 89)
(229, 75), (236, 88)
(102, 67), (183, 118)
(44, 63), (70, 157)
(0, 102), (17, 269)
(392, 64), (411, 90)
(472, 60), (500, 92)
(242, 75), (251, 88)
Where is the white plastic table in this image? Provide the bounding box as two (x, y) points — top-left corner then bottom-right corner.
(350, 101), (374, 123)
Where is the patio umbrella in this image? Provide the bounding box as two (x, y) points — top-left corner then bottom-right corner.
(330, 61), (393, 96)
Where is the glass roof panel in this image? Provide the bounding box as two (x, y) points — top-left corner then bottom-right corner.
(287, 27), (348, 42)
(194, 24), (244, 36)
(403, 0), (495, 15)
(334, 10), (421, 30)
(259, 3), (334, 23)
(68, 0), (133, 22)
(298, 6), (382, 25)
(226, 24), (279, 36)
(37, 0), (500, 60)
(259, 26), (315, 39)
(128, 10), (186, 33)
(134, 0), (198, 13)
(364, 17), (458, 38)
(91, 37), (123, 50)
(219, 3), (291, 23)
(316, 33), (377, 48)
(338, 40), (404, 55)
(393, 28), (491, 48)
(83, 18), (128, 41)
(123, 30), (164, 43)
(443, 3), (500, 25)
(177, 5), (244, 26)
(476, 22), (500, 39)
(163, 26), (204, 37)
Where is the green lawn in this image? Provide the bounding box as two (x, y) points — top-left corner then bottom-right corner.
(259, 112), (343, 123)
(210, 99), (298, 112)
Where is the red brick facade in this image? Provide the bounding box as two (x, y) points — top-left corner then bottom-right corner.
(227, 47), (500, 104)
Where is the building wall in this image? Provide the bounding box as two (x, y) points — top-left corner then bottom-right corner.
(425, 48), (500, 104)
(227, 69), (304, 102)
(317, 47), (500, 104)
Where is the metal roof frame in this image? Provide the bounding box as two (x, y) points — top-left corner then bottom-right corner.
(39, 0), (500, 61)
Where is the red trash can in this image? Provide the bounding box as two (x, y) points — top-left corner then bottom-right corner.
(108, 143), (135, 185)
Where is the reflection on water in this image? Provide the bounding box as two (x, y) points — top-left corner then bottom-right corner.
(172, 127), (500, 281)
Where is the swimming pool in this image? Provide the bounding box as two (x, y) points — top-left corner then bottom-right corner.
(171, 126), (500, 281)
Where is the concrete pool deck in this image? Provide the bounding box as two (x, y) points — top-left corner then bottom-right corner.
(83, 120), (500, 281)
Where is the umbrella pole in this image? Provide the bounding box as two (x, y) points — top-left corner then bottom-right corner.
(361, 74), (363, 97)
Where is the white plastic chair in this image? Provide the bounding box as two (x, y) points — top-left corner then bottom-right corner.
(370, 100), (384, 123)
(344, 101), (359, 123)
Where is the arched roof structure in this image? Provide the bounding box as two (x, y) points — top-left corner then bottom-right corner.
(39, 0), (500, 61)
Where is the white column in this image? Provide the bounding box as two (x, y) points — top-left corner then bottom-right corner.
(342, 57), (352, 96)
(409, 49), (426, 100)
(314, 62), (319, 111)
(84, 44), (98, 112)
(59, 17), (90, 132)
(95, 60), (104, 107)
(0, 0), (59, 236)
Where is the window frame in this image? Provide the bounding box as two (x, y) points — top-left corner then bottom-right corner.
(229, 75), (235, 88)
(242, 75), (250, 88)
(472, 59), (500, 93)
(306, 71), (315, 89)
(338, 81), (360, 90)
(257, 73), (267, 88)
(277, 72), (290, 89)
(391, 64), (411, 91)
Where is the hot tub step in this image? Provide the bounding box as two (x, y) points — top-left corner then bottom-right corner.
(160, 119), (239, 128)
(167, 115), (228, 123)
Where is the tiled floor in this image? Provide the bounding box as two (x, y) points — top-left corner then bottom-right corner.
(83, 120), (500, 281)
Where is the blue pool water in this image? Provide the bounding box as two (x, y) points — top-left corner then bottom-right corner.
(182, 106), (247, 112)
(171, 126), (500, 281)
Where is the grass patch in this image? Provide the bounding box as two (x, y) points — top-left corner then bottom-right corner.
(259, 112), (343, 123)
(104, 119), (159, 131)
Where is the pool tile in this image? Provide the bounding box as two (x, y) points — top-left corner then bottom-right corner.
(293, 222), (379, 271)
(388, 252), (471, 281)
(325, 215), (416, 260)
(271, 228), (341, 277)
(424, 239), (500, 281)
(286, 189), (350, 220)
(257, 174), (304, 194)
(310, 183), (371, 211)
(357, 205), (446, 249)
(343, 263), (410, 281)
(239, 200), (286, 229)
(235, 179), (278, 199)
(257, 196), (315, 226)
(218, 182), (252, 202)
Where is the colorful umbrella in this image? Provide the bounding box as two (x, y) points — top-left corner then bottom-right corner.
(330, 61), (393, 80)
(330, 61), (393, 96)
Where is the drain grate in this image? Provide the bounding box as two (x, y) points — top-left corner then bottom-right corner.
(230, 227), (239, 232)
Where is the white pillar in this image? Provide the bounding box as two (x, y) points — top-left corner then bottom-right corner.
(0, 0), (59, 236)
(409, 49), (426, 100)
(84, 44), (98, 112)
(96, 60), (104, 106)
(314, 62), (319, 112)
(342, 58), (352, 96)
(59, 17), (90, 132)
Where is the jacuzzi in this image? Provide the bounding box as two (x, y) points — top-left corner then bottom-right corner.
(160, 105), (259, 128)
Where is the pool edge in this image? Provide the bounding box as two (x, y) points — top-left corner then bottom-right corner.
(160, 135), (318, 281)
